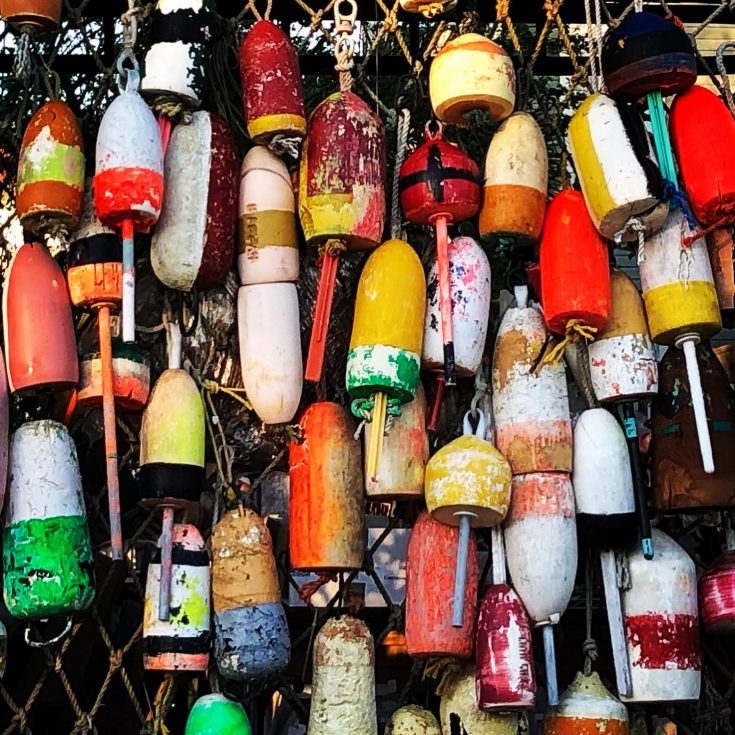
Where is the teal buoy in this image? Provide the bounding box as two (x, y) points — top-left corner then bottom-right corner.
(184, 694), (253, 735)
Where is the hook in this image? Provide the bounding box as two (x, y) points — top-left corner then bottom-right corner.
(25, 617), (72, 648)
(462, 408), (486, 438)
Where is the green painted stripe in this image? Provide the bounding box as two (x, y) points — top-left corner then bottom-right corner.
(18, 141), (85, 189)
(346, 344), (420, 404)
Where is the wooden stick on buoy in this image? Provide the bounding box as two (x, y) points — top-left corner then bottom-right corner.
(306, 247), (341, 382)
(600, 549), (632, 697)
(678, 335), (714, 473)
(622, 403), (653, 559)
(543, 622), (559, 705)
(433, 215), (455, 383)
(121, 219), (135, 344)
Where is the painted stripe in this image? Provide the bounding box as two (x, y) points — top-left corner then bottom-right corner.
(238, 210), (298, 250)
(346, 344), (420, 404)
(18, 132), (84, 189)
(589, 334), (659, 402)
(143, 632), (210, 654)
(626, 613), (701, 670)
(506, 473), (576, 520)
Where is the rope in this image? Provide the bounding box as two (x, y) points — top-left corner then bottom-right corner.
(541, 319), (598, 366)
(717, 41), (735, 116)
(583, 548), (599, 675)
(201, 378), (253, 411)
(391, 109), (410, 240)
(12, 32), (33, 80)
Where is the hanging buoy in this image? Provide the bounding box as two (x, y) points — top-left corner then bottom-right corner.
(429, 34), (515, 125)
(238, 282), (302, 424)
(386, 705), (441, 735)
(239, 19), (306, 143)
(479, 112), (547, 243)
(143, 523), (210, 671)
(568, 94), (667, 241)
(621, 528), (701, 703)
(640, 209), (722, 473)
(700, 548), (735, 633)
(405, 511), (477, 659)
(0, 0), (61, 31)
(0, 351), (9, 513)
(184, 694), (252, 735)
(289, 402), (366, 572)
(152, 111), (239, 291)
(237, 146), (299, 286)
(544, 671), (628, 735)
(300, 90), (386, 382)
(492, 286), (572, 474)
(3, 421), (94, 619)
(16, 100), (84, 237)
(212, 508), (290, 680)
(707, 227), (735, 322)
(346, 239), (425, 479)
(308, 616), (377, 735)
(3, 242), (78, 394)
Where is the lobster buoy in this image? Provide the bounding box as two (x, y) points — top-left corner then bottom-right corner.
(0, 351), (9, 512)
(0, 0), (60, 31)
(707, 227), (735, 320)
(185, 694), (252, 735)
(213, 508), (289, 680)
(238, 146), (299, 286)
(141, 0), (212, 108)
(3, 242), (78, 393)
(237, 283), (302, 424)
(399, 0), (456, 14)
(239, 20), (306, 143)
(16, 100), (84, 236)
(621, 528), (701, 703)
(289, 402), (366, 572)
(429, 34), (515, 125)
(3, 421), (94, 619)
(544, 671), (628, 735)
(386, 706), (440, 735)
(143, 523), (210, 671)
(479, 112), (547, 243)
(152, 111), (240, 291)
(405, 511), (477, 659)
(308, 617), (377, 735)
(568, 94), (667, 241)
(492, 286), (572, 474)
(700, 549), (735, 633)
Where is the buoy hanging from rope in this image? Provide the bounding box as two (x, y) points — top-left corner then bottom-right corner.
(385, 706), (441, 734)
(707, 227), (735, 325)
(184, 694), (253, 735)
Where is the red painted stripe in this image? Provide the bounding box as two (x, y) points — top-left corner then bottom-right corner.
(625, 613), (701, 670)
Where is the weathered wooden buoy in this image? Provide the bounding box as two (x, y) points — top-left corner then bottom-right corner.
(300, 90), (385, 381)
(405, 511), (477, 659)
(346, 239), (425, 478)
(3, 421), (94, 619)
(364, 383), (428, 500)
(152, 111), (239, 291)
(238, 146), (299, 286)
(185, 694), (252, 735)
(568, 94), (667, 241)
(641, 209), (722, 473)
(544, 671), (628, 735)
(479, 112), (547, 243)
(700, 549), (735, 633)
(0, 0), (60, 31)
(239, 20), (306, 143)
(429, 34), (515, 125)
(144, 523), (210, 671)
(651, 343), (735, 512)
(621, 528), (701, 703)
(212, 508), (290, 680)
(399, 0), (456, 15)
(237, 282), (302, 424)
(289, 402), (365, 572)
(3, 242), (78, 394)
(707, 227), (735, 320)
(16, 100), (84, 237)
(492, 286), (573, 474)
(141, 0), (212, 108)
(308, 616), (377, 735)
(386, 705), (441, 734)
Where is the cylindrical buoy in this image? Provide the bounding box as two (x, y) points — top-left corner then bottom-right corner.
(568, 93), (667, 240)
(308, 616), (377, 735)
(479, 112), (547, 243)
(237, 146), (299, 286)
(707, 227), (735, 319)
(429, 34), (515, 125)
(212, 508), (290, 680)
(184, 694), (252, 735)
(0, 0), (61, 30)
(405, 511), (477, 659)
(3, 421), (94, 619)
(3, 242), (78, 394)
(492, 286), (572, 474)
(621, 528), (701, 703)
(239, 19), (306, 143)
(700, 549), (735, 633)
(16, 100), (84, 236)
(237, 282), (302, 424)
(143, 523), (210, 671)
(386, 706), (441, 735)
(289, 402), (366, 572)
(152, 111), (240, 291)
(0, 350), (9, 514)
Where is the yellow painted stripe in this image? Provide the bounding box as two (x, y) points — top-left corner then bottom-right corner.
(643, 281), (722, 344)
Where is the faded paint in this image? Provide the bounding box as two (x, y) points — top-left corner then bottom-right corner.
(185, 695), (252, 735)
(700, 550), (735, 632)
(78, 350), (150, 412)
(706, 226), (735, 311)
(386, 706), (440, 735)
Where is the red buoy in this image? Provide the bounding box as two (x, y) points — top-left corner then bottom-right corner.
(700, 549), (735, 633)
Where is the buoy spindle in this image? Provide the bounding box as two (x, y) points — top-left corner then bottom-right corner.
(121, 219), (135, 343)
(622, 403), (653, 559)
(305, 249), (340, 382)
(600, 549), (632, 697)
(452, 512), (475, 627)
(158, 117), (173, 157)
(543, 623), (559, 705)
(158, 506), (175, 621)
(433, 215), (455, 385)
(367, 390), (387, 480)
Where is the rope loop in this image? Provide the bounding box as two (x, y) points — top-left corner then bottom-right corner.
(541, 319), (598, 366)
(717, 40), (735, 116)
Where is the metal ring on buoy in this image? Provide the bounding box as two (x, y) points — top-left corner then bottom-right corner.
(25, 617), (73, 648)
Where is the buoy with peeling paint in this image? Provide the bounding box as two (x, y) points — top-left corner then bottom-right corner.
(152, 111), (239, 291)
(0, 0), (61, 31)
(239, 19), (306, 144)
(707, 227), (735, 323)
(479, 112), (547, 243)
(308, 616), (377, 735)
(212, 508), (290, 680)
(3, 242), (78, 394)
(3, 421), (94, 619)
(399, 0), (455, 14)
(492, 286), (573, 475)
(143, 523), (210, 672)
(386, 705), (441, 734)
(185, 694), (252, 735)
(621, 528), (701, 703)
(237, 146), (299, 286)
(16, 100), (84, 237)
(405, 511), (477, 659)
(289, 402), (366, 572)
(429, 34), (515, 125)
(700, 544), (735, 633)
(0, 350), (9, 514)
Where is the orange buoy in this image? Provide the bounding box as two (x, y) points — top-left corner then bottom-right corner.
(0, 0), (61, 31)
(707, 227), (735, 322)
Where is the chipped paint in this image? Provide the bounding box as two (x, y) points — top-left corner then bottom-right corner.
(386, 706), (440, 735)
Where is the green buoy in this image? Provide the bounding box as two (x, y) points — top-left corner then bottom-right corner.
(184, 694), (253, 735)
